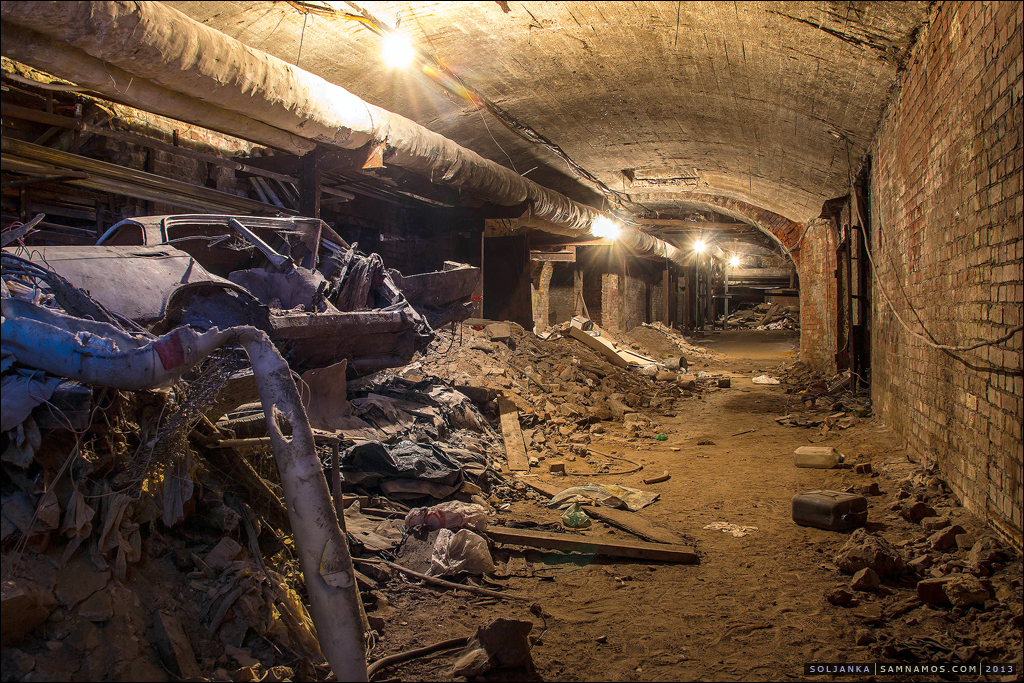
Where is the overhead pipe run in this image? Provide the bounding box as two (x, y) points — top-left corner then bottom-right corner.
(0, 1), (687, 265)
(0, 23), (315, 156)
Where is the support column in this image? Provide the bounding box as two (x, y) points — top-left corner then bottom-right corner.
(299, 147), (323, 218)
(662, 259), (670, 324)
(531, 260), (553, 331)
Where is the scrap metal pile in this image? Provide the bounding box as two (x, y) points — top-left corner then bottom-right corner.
(1, 214), (713, 681)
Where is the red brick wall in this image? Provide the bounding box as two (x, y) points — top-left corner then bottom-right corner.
(796, 218), (839, 374)
(870, 1), (1023, 543)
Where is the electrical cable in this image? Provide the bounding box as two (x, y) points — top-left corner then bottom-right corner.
(860, 227), (1022, 353)
(839, 138), (1023, 354)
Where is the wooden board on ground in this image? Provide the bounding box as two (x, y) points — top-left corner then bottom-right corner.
(487, 527), (698, 564)
(519, 478), (684, 545)
(567, 325), (629, 368)
(498, 397), (530, 471)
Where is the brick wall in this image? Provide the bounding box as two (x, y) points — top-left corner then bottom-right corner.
(796, 218), (839, 374)
(870, 1), (1023, 543)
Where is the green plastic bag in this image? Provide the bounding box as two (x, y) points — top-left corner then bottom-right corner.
(560, 502), (592, 529)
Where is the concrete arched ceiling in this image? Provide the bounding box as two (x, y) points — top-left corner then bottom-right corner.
(168, 1), (930, 225)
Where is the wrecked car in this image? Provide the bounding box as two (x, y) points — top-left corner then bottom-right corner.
(4, 214), (478, 375)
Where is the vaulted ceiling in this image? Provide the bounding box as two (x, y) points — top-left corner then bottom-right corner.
(168, 1), (930, 226)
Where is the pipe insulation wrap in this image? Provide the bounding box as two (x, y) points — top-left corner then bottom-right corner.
(0, 22), (315, 155)
(1, 0), (686, 263)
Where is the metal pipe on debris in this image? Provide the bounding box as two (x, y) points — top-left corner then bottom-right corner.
(1, 301), (368, 681)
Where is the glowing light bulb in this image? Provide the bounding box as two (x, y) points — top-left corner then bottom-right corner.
(591, 216), (621, 241)
(381, 32), (414, 69)
(730, 255), (740, 267)
(693, 240), (706, 254)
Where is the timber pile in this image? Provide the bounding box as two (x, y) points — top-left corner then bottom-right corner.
(726, 302), (799, 329)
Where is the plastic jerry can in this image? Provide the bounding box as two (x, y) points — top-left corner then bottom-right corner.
(794, 446), (844, 468)
(792, 490), (868, 531)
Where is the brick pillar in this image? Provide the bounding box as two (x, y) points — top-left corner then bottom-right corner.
(796, 218), (838, 374)
(601, 271), (620, 331)
(531, 261), (553, 331)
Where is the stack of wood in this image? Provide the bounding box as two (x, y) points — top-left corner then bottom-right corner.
(726, 302), (799, 329)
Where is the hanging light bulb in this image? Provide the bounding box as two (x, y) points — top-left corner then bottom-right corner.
(381, 31), (415, 69)
(730, 255), (740, 267)
(591, 216), (621, 241)
(693, 240), (706, 254)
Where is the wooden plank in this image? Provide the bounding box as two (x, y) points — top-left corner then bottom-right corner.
(567, 325), (628, 368)
(487, 527), (698, 564)
(520, 479), (683, 545)
(300, 147), (323, 218)
(497, 397), (530, 472)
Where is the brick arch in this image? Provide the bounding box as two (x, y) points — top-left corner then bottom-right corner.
(658, 192), (810, 265)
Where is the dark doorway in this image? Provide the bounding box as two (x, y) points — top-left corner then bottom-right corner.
(483, 235), (533, 328)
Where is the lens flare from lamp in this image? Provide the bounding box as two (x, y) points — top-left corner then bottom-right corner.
(591, 216), (621, 241)
(381, 32), (414, 69)
(693, 240), (706, 254)
(730, 255), (740, 267)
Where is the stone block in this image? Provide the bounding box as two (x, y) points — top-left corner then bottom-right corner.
(152, 611), (202, 680)
(204, 537), (244, 570)
(917, 577), (953, 604)
(944, 575), (990, 608)
(834, 529), (906, 575)
(929, 524), (966, 551)
(851, 567), (881, 592)
(920, 516), (950, 531)
(1, 579), (57, 644)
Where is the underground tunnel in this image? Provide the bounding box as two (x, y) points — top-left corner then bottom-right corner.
(0, 1), (1021, 681)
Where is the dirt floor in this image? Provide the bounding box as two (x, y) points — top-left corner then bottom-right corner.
(368, 330), (1023, 682)
(2, 328), (1020, 683)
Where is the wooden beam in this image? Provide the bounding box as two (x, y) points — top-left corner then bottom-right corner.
(321, 142), (385, 174)
(299, 147), (323, 218)
(633, 220), (750, 229)
(497, 397), (530, 472)
(662, 258), (670, 323)
(487, 527), (698, 563)
(530, 246), (576, 262)
(568, 324), (629, 368)
(519, 479), (684, 545)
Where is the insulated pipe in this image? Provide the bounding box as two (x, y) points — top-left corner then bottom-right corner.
(0, 23), (315, 156)
(0, 1), (688, 265)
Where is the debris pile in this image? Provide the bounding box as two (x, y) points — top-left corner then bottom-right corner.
(771, 364), (871, 436)
(2, 216), (713, 680)
(405, 317), (721, 471)
(824, 457), (1023, 667)
(725, 302), (799, 330)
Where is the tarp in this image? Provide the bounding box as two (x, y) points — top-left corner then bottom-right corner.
(340, 440), (464, 499)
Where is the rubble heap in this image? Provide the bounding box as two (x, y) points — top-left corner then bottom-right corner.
(725, 302), (799, 330)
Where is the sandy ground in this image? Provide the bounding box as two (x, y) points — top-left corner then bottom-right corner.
(369, 330), (1023, 681)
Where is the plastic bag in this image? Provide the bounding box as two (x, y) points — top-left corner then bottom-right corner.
(546, 482), (660, 512)
(560, 502), (591, 528)
(428, 528), (495, 576)
(405, 501), (489, 532)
